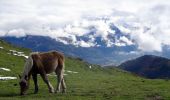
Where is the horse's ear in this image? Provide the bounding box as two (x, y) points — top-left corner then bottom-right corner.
(18, 74), (21, 79)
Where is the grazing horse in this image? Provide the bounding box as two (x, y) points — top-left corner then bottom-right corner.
(19, 51), (66, 95)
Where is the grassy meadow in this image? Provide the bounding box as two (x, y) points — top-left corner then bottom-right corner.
(0, 39), (170, 100)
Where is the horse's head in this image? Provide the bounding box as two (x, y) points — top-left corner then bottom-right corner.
(19, 75), (29, 95)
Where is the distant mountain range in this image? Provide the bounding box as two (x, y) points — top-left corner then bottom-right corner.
(1, 35), (137, 65)
(119, 55), (170, 79)
(1, 34), (170, 66)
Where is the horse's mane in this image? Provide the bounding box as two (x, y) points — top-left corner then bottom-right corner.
(21, 52), (38, 81)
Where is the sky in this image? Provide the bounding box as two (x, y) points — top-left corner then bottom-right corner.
(0, 0), (170, 52)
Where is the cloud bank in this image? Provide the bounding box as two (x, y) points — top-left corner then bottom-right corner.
(0, 0), (170, 52)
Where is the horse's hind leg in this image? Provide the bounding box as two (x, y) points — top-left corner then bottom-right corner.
(61, 77), (66, 93)
(32, 73), (38, 94)
(55, 69), (65, 93)
(40, 73), (54, 93)
(55, 70), (62, 93)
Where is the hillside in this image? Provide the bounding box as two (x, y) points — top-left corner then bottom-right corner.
(0, 40), (170, 99)
(119, 55), (170, 79)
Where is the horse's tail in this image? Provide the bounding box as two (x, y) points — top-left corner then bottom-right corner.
(60, 54), (65, 71)
(55, 52), (65, 75)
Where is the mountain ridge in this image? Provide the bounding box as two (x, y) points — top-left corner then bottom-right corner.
(119, 55), (170, 79)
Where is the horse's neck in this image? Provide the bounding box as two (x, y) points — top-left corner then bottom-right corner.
(21, 55), (33, 81)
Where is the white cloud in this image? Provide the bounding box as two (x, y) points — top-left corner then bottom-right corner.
(0, 0), (170, 51)
(77, 40), (95, 47)
(131, 28), (162, 52)
(0, 30), (6, 37)
(116, 51), (142, 55)
(114, 42), (126, 47)
(119, 36), (133, 45)
(7, 29), (26, 38)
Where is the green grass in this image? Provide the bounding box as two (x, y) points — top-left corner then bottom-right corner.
(0, 39), (170, 100)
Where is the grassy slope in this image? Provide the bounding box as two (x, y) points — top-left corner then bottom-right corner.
(0, 40), (170, 100)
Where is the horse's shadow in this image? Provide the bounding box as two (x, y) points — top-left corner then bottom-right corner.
(0, 93), (19, 97)
(0, 93), (35, 97)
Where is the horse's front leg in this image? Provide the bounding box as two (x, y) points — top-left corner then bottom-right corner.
(40, 73), (54, 93)
(32, 73), (38, 94)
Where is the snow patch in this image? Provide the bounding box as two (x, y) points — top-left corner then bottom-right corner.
(9, 49), (28, 59)
(89, 66), (92, 69)
(23, 56), (29, 59)
(66, 70), (78, 74)
(0, 76), (17, 80)
(0, 47), (4, 49)
(0, 68), (11, 71)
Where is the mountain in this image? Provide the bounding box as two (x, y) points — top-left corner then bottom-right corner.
(1, 35), (137, 66)
(119, 55), (170, 79)
(1, 16), (170, 66)
(1, 12), (170, 66)
(2, 15), (170, 66)
(1, 39), (170, 99)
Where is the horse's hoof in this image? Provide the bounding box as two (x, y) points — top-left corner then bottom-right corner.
(62, 89), (66, 93)
(34, 91), (38, 94)
(55, 90), (60, 93)
(49, 91), (54, 93)
(49, 90), (55, 93)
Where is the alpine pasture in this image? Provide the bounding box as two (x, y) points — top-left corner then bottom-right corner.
(0, 39), (170, 100)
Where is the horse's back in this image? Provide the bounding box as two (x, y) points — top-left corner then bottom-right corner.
(31, 51), (64, 74)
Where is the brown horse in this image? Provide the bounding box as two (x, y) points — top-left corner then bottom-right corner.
(19, 51), (66, 95)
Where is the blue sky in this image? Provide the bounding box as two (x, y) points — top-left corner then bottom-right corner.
(0, 0), (170, 52)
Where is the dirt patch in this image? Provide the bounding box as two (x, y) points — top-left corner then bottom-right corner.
(145, 93), (164, 100)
